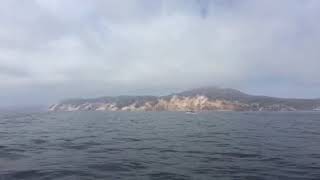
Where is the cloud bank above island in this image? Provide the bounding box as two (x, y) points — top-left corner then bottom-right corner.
(0, 0), (320, 106)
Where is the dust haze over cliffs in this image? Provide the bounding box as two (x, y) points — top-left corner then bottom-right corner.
(49, 87), (320, 112)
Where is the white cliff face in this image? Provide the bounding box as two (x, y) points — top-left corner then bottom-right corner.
(57, 104), (80, 111)
(95, 103), (118, 111)
(152, 95), (248, 111)
(121, 103), (139, 111)
(48, 104), (59, 111)
(49, 95), (256, 112)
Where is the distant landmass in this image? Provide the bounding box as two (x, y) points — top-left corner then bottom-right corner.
(49, 87), (320, 112)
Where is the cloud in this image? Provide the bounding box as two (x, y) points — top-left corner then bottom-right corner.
(0, 0), (320, 106)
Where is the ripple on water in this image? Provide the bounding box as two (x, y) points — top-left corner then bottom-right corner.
(31, 139), (47, 145)
(148, 172), (191, 180)
(59, 141), (102, 150)
(88, 161), (147, 172)
(0, 146), (27, 160)
(1, 169), (98, 180)
(1, 111), (320, 179)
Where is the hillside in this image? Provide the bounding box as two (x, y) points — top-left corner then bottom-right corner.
(49, 87), (320, 112)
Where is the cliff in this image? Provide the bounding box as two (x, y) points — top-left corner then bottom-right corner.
(49, 87), (320, 112)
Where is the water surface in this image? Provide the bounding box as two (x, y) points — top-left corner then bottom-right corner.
(0, 111), (320, 179)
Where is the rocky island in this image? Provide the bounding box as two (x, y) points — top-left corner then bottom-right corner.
(49, 87), (320, 112)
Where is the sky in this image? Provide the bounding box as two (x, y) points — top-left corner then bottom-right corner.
(1, 0), (320, 107)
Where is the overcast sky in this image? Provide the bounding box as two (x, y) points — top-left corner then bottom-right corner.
(1, 0), (320, 106)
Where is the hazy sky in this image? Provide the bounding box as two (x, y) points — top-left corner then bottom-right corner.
(1, 0), (320, 106)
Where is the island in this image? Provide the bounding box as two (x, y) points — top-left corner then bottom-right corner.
(49, 87), (320, 112)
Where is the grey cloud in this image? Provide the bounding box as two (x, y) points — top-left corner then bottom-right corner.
(0, 0), (320, 106)
(0, 65), (30, 77)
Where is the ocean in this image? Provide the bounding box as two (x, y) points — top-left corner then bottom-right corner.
(0, 111), (320, 179)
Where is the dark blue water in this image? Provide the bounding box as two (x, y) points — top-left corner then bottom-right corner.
(0, 111), (320, 179)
